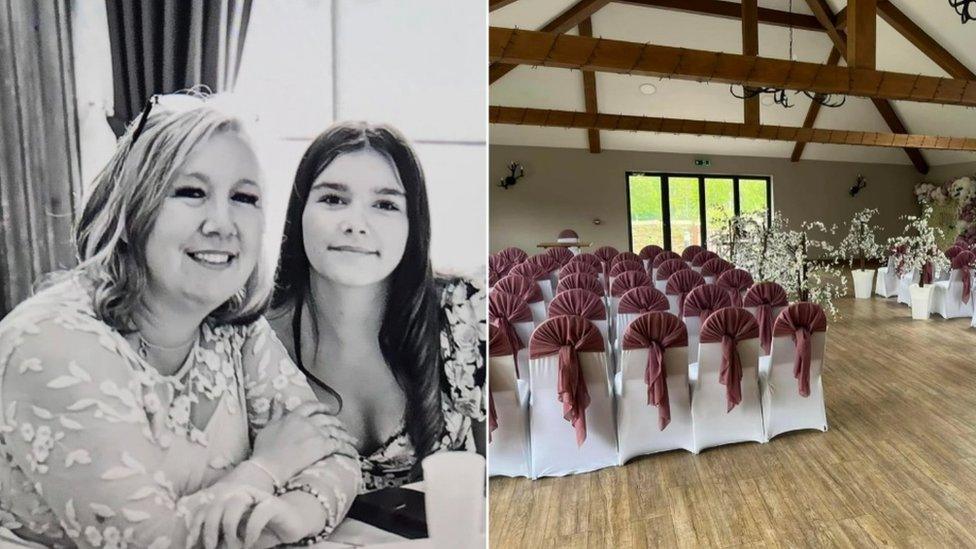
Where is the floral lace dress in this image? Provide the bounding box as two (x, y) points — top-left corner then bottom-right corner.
(359, 277), (486, 491)
(0, 274), (361, 548)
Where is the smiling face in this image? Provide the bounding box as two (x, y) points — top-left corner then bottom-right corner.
(142, 131), (264, 312)
(302, 149), (409, 287)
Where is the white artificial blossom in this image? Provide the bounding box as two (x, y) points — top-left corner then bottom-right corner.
(887, 206), (949, 288)
(837, 208), (884, 271)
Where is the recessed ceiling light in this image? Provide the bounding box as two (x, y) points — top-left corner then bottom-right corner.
(639, 83), (657, 95)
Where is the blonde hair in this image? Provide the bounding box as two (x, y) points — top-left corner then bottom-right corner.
(74, 91), (271, 331)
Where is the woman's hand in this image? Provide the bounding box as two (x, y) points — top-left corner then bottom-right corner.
(242, 493), (325, 548)
(186, 484), (270, 549)
(251, 400), (359, 482)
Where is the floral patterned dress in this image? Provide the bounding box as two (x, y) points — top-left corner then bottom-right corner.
(360, 277), (486, 491)
(271, 276), (487, 493)
(0, 273), (361, 548)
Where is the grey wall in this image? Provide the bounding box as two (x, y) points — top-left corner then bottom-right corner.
(928, 161), (976, 183)
(490, 145), (925, 254)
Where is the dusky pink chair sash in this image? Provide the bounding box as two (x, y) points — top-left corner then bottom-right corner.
(489, 254), (512, 278)
(682, 284), (731, 322)
(921, 261), (934, 285)
(652, 250), (681, 269)
(618, 286), (669, 314)
(953, 250), (976, 303)
(692, 250), (718, 267)
(494, 275), (544, 304)
(955, 237), (969, 248)
(611, 251), (640, 267)
(529, 316), (606, 445)
(621, 312), (688, 430)
(611, 270), (652, 297)
(772, 303), (827, 397)
(498, 247), (528, 265)
(548, 289), (606, 320)
(946, 246), (964, 260)
(527, 253), (559, 275)
(509, 261), (549, 281)
(743, 281), (789, 354)
(594, 246), (619, 292)
(545, 246), (574, 266)
(717, 268), (755, 307)
(560, 261), (599, 277)
(488, 325), (516, 440)
(700, 307), (760, 412)
(594, 246), (619, 263)
(638, 244), (664, 262)
(681, 245), (703, 262)
(665, 269), (705, 315)
(489, 292), (532, 377)
(556, 273), (604, 297)
(489, 268), (499, 288)
(610, 259), (643, 277)
(569, 252), (602, 269)
(702, 257), (734, 277)
(655, 258), (689, 281)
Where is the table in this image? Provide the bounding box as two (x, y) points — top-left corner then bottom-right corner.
(316, 483), (428, 548)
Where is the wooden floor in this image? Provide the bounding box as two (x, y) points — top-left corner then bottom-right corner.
(489, 296), (976, 548)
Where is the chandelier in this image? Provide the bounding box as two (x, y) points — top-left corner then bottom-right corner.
(949, 0), (975, 23)
(730, 0), (846, 109)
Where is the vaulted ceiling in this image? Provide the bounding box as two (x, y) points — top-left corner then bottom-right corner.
(489, 0), (976, 168)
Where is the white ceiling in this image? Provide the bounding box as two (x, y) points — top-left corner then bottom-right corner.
(489, 0), (976, 167)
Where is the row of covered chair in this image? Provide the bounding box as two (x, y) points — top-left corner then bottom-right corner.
(488, 303), (829, 478)
(875, 237), (976, 321)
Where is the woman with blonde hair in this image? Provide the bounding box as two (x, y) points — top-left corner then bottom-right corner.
(0, 92), (360, 548)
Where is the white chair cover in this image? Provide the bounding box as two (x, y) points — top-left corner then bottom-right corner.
(616, 345), (694, 461)
(488, 351), (531, 477)
(760, 331), (828, 440)
(930, 268), (975, 319)
(528, 321), (617, 478)
(691, 313), (764, 452)
(875, 256), (898, 297)
(896, 269), (919, 305)
(760, 304), (829, 440)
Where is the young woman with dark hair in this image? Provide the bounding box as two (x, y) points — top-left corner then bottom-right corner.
(270, 121), (486, 492)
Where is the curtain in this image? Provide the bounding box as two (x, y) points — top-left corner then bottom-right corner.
(104, 0), (253, 136)
(0, 0), (82, 316)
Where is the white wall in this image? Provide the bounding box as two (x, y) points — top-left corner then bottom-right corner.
(236, 0), (486, 277)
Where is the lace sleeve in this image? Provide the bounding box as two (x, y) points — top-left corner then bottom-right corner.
(0, 319), (210, 549)
(441, 277), (487, 423)
(240, 317), (362, 534)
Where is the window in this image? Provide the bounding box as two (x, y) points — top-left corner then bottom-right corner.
(626, 173), (772, 252)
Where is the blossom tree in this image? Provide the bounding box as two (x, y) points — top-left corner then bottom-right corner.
(837, 208), (885, 271)
(888, 206), (950, 288)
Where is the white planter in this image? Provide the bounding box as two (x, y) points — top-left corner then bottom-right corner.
(851, 269), (875, 299)
(909, 284), (934, 320)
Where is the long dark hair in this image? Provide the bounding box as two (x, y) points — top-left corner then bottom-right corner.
(272, 122), (444, 467)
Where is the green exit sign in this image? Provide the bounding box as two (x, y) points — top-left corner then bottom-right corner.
(695, 159), (711, 167)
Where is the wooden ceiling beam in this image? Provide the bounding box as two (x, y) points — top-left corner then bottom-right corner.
(489, 0), (521, 12)
(741, 0), (759, 126)
(877, 1), (976, 80)
(847, 0), (877, 70)
(803, 0), (849, 53)
(614, 0), (825, 32)
(489, 27), (976, 108)
(791, 47), (842, 162)
(490, 106), (976, 151)
(802, 0), (927, 172)
(489, 0), (611, 84)
(579, 17), (601, 152)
